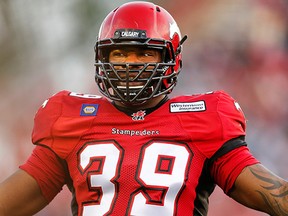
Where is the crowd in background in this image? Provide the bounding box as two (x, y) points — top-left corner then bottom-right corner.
(0, 0), (287, 215)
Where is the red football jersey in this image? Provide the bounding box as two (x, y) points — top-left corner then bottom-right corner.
(21, 90), (259, 216)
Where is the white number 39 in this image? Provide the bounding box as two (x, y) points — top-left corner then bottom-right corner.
(79, 141), (192, 216)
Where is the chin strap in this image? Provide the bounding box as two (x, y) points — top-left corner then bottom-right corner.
(175, 35), (188, 55)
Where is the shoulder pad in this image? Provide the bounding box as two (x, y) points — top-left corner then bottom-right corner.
(32, 90), (103, 158)
(172, 90), (246, 158)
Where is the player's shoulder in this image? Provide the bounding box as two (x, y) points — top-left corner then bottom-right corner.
(37, 90), (108, 115)
(169, 90), (246, 158)
(43, 90), (105, 106)
(169, 90), (238, 112)
(171, 90), (232, 101)
(32, 90), (108, 158)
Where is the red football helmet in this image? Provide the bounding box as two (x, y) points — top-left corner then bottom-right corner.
(94, 1), (187, 104)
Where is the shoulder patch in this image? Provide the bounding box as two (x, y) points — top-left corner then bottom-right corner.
(170, 101), (206, 113)
(80, 104), (99, 116)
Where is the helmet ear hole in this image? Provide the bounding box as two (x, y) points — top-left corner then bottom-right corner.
(163, 49), (170, 63)
(179, 58), (183, 70)
(99, 48), (112, 62)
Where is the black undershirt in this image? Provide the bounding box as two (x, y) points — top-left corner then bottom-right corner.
(112, 95), (169, 116)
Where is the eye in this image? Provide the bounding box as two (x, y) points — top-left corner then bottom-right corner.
(110, 50), (125, 57)
(138, 49), (162, 62)
(109, 50), (127, 62)
(141, 51), (155, 57)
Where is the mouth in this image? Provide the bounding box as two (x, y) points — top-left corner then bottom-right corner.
(116, 83), (145, 97)
(117, 84), (144, 90)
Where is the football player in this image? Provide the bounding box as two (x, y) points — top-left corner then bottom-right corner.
(0, 1), (287, 216)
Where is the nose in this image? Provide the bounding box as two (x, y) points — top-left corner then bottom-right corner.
(122, 54), (142, 81)
(120, 53), (143, 73)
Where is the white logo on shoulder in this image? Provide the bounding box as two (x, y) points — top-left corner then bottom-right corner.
(234, 101), (241, 111)
(69, 92), (102, 99)
(41, 99), (49, 108)
(170, 101), (206, 113)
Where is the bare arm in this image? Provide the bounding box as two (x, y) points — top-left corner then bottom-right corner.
(0, 169), (48, 216)
(230, 164), (288, 215)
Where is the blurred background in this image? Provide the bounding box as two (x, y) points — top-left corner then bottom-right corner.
(0, 0), (287, 215)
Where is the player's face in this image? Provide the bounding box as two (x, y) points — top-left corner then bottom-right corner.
(108, 46), (162, 88)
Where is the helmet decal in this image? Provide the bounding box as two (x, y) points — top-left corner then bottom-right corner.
(169, 22), (180, 39)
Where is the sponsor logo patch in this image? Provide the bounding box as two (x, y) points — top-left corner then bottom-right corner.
(80, 104), (99, 116)
(170, 101), (206, 113)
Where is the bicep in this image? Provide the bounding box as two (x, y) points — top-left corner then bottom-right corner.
(0, 169), (48, 216)
(0, 145), (67, 216)
(229, 164), (288, 215)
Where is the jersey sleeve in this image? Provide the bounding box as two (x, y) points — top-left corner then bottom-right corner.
(19, 145), (67, 202)
(210, 145), (260, 194)
(205, 92), (257, 192)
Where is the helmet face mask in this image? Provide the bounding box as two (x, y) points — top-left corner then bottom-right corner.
(95, 60), (177, 103)
(94, 2), (186, 104)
